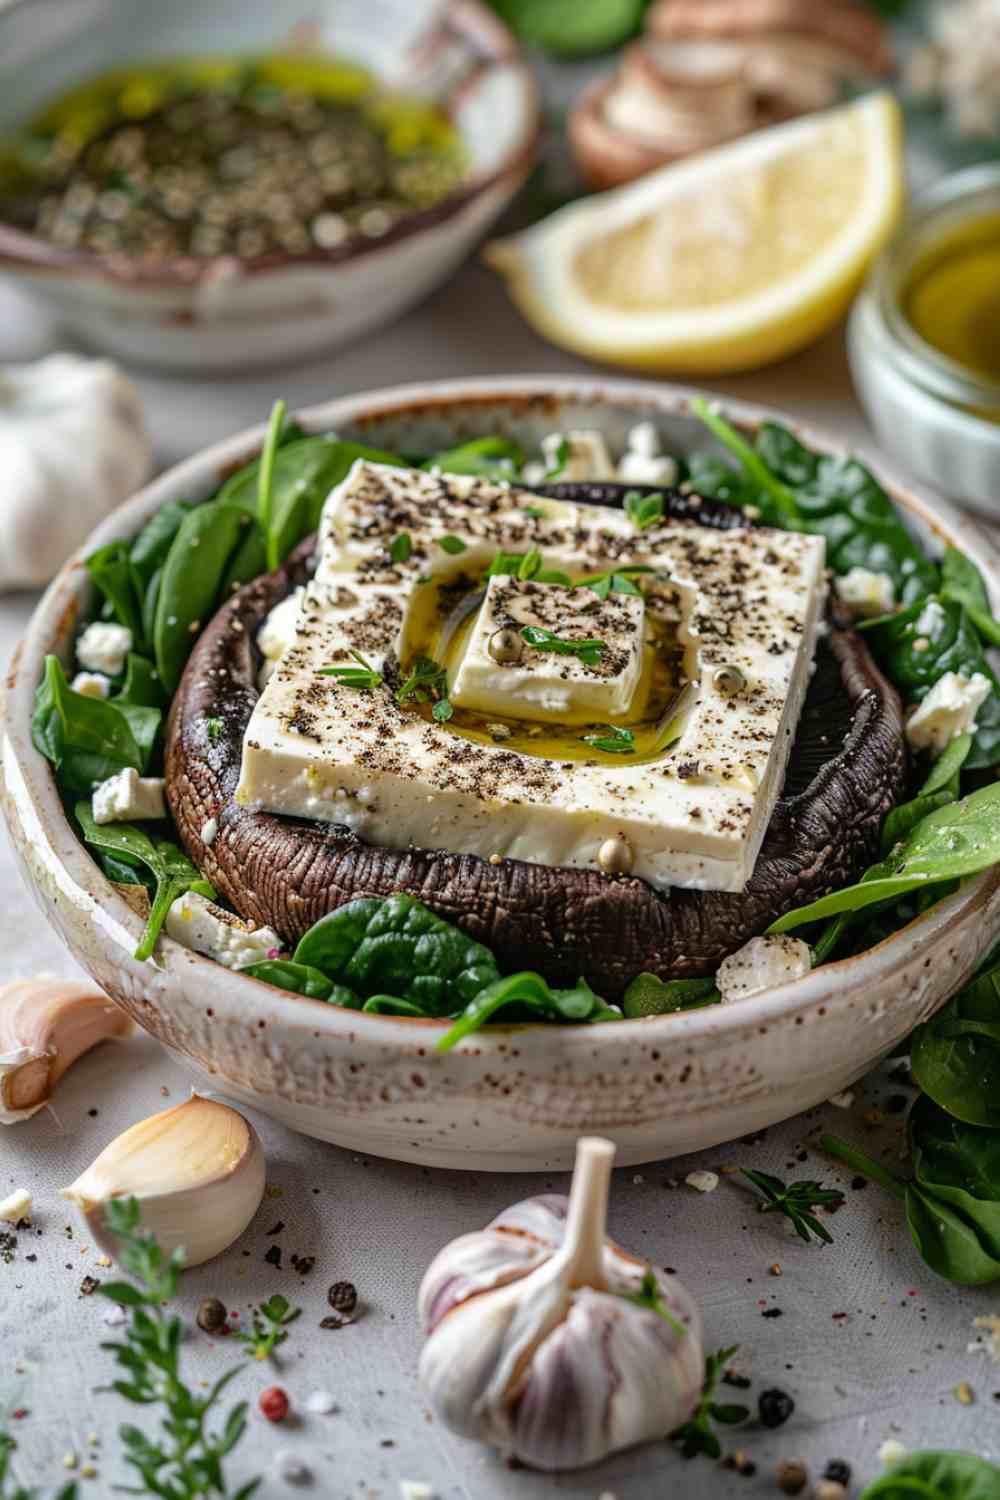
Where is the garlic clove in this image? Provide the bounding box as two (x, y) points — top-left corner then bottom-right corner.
(0, 1188), (32, 1223)
(419, 1137), (704, 1471)
(62, 1094), (266, 1269)
(0, 977), (132, 1125)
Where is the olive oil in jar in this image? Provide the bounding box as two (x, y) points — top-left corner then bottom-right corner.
(902, 212), (1000, 387)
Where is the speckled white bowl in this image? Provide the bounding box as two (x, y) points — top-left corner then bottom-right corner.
(4, 378), (1000, 1170)
(0, 0), (538, 371)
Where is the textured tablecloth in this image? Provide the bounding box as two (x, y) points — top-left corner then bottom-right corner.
(2, 273), (999, 1500)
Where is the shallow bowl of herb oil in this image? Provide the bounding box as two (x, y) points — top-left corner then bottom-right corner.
(849, 163), (1000, 519)
(0, 0), (538, 371)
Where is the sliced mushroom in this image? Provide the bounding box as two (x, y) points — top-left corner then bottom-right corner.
(646, 0), (895, 79)
(164, 488), (905, 1001)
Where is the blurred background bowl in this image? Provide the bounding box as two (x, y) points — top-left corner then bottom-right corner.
(0, 0), (539, 372)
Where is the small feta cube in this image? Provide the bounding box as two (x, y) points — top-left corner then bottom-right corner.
(626, 420), (662, 459)
(92, 768), (167, 825)
(834, 568), (896, 619)
(717, 934), (812, 1003)
(71, 671), (111, 699)
(618, 451), (679, 486)
(686, 1170), (719, 1193)
(0, 1188), (32, 1223)
(541, 429), (615, 481)
(914, 599), (947, 640)
(906, 671), (992, 754)
(520, 461), (547, 487)
(165, 891), (280, 969)
(76, 621), (132, 676)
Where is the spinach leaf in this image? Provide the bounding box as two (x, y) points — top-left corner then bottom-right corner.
(153, 500), (255, 694)
(98, 850), (157, 892)
(115, 701), (162, 774)
(864, 599), (1000, 768)
(859, 1451), (1000, 1500)
(32, 656), (143, 795)
(422, 436), (523, 478)
(85, 541), (146, 650)
(941, 547), (1000, 647)
(921, 733), (973, 796)
(240, 959), (357, 1006)
(438, 972), (619, 1051)
(770, 783), (1000, 932)
(75, 801), (215, 961)
(293, 895), (500, 1016)
(128, 499), (195, 589)
(879, 736), (971, 857)
(691, 399), (802, 528)
(115, 653), (168, 711)
(362, 995), (435, 1017)
(911, 954), (1000, 1127)
(622, 973), (719, 1018)
(257, 399), (287, 572)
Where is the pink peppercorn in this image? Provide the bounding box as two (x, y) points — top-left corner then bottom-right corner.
(259, 1386), (289, 1422)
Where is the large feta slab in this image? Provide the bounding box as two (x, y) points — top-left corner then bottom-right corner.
(237, 462), (826, 893)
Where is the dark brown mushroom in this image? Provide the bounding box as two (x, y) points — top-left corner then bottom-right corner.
(164, 488), (905, 1001)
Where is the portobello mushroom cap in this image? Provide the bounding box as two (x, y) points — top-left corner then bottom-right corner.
(165, 484), (905, 999)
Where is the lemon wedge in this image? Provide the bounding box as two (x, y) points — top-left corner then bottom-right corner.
(486, 93), (903, 375)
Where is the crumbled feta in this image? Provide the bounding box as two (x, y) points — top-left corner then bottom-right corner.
(164, 891), (280, 969)
(400, 1483), (437, 1500)
(71, 671), (111, 699)
(827, 1090), (855, 1110)
(521, 461), (547, 487)
(906, 671), (992, 754)
(626, 420), (662, 459)
(835, 567), (896, 619)
(717, 934), (812, 1002)
(878, 1439), (907, 1467)
(200, 817), (218, 846)
(973, 1314), (1000, 1362)
(305, 1389), (338, 1414)
(257, 586), (305, 688)
(542, 429), (615, 481)
(685, 1170), (719, 1193)
(914, 599), (947, 640)
(618, 451), (679, 486)
(92, 768), (167, 825)
(76, 621), (132, 676)
(0, 1188), (32, 1223)
(273, 1452), (309, 1483)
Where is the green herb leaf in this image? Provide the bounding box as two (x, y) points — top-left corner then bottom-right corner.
(623, 490), (666, 531)
(520, 625), (606, 667)
(390, 532), (413, 564)
(580, 724), (635, 755)
(234, 1292), (301, 1362)
(576, 564), (657, 600)
(422, 436), (523, 478)
(205, 716), (223, 744)
(911, 951), (1000, 1128)
(518, 546), (542, 580)
(623, 1267), (687, 1338)
(671, 1346), (748, 1460)
(32, 656), (144, 796)
(740, 1167), (844, 1245)
(318, 651), (384, 691)
(431, 698), (454, 723)
(858, 1450), (1000, 1500)
(438, 970), (620, 1050)
(257, 398), (287, 573)
(85, 541), (146, 652)
(621, 973), (720, 1018)
(396, 655), (448, 705)
(941, 547), (1000, 647)
(436, 534), (467, 555)
(239, 959), (358, 1005)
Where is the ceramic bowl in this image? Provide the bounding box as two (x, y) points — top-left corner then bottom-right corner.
(4, 377), (1000, 1171)
(0, 0), (537, 372)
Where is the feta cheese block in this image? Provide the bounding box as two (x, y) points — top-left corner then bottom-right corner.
(450, 575), (645, 721)
(165, 891), (280, 969)
(906, 671), (992, 754)
(237, 461), (827, 893)
(76, 621), (132, 676)
(92, 768), (166, 825)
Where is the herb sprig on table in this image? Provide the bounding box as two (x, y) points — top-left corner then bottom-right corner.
(0, 1432), (76, 1500)
(740, 1169), (845, 1246)
(234, 1294), (301, 1362)
(671, 1345), (749, 1460)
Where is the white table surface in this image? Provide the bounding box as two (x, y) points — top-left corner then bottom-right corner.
(2, 273), (999, 1500)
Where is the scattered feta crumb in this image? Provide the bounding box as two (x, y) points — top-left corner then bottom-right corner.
(103, 1304), (128, 1326)
(542, 429), (615, 481)
(305, 1389), (338, 1414)
(274, 1450), (309, 1483)
(76, 621), (132, 676)
(716, 935), (811, 1003)
(828, 1090), (855, 1110)
(0, 1188), (32, 1223)
(618, 451), (679, 486)
(400, 1483), (437, 1500)
(906, 671), (991, 754)
(914, 599), (947, 640)
(632, 1173), (645, 1185)
(835, 567), (896, 619)
(165, 891), (280, 969)
(93, 767), (167, 825)
(521, 461), (547, 487)
(200, 817), (218, 846)
(878, 1439), (907, 1467)
(686, 1170), (719, 1193)
(973, 1314), (1000, 1361)
(71, 671), (111, 699)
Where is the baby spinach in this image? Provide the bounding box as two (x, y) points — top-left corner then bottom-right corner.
(293, 894), (500, 1017)
(911, 952), (1000, 1127)
(153, 500), (253, 694)
(859, 1451), (1000, 1500)
(129, 498), (195, 590)
(75, 802), (215, 962)
(438, 972), (619, 1051)
(256, 399), (287, 572)
(240, 959), (356, 1006)
(422, 436), (523, 478)
(85, 541), (147, 651)
(770, 783), (1000, 933)
(115, 654), (169, 712)
(940, 547), (1000, 647)
(33, 656), (148, 796)
(622, 973), (719, 1018)
(879, 736), (971, 856)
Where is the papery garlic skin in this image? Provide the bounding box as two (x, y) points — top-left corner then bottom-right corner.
(62, 1095), (265, 1268)
(419, 1140), (704, 1471)
(0, 977), (132, 1125)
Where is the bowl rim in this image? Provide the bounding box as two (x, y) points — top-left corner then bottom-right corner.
(5, 374), (1000, 1057)
(0, 0), (541, 288)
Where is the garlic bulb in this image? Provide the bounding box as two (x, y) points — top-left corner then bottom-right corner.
(63, 1095), (266, 1268)
(0, 352), (151, 591)
(0, 977), (132, 1125)
(418, 1137), (704, 1471)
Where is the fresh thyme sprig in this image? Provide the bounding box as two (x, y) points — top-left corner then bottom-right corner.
(520, 626), (606, 667)
(234, 1294), (301, 1362)
(0, 1431), (76, 1500)
(484, 548), (571, 586)
(318, 651), (385, 690)
(390, 532), (412, 564)
(741, 1168), (845, 1246)
(671, 1345), (749, 1460)
(97, 1197), (260, 1500)
(624, 490), (666, 531)
(576, 564), (657, 599)
(624, 1267), (686, 1337)
(580, 725), (635, 755)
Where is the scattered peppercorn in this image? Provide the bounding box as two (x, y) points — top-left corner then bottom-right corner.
(259, 1386), (289, 1423)
(79, 1276), (101, 1297)
(823, 1460), (852, 1486)
(759, 1388), (795, 1429)
(196, 1297), (228, 1334)
(327, 1281), (358, 1317)
(775, 1458), (809, 1495)
(762, 1308), (784, 1319)
(264, 1245), (282, 1268)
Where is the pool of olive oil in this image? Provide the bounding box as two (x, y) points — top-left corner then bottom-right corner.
(902, 212), (1000, 392)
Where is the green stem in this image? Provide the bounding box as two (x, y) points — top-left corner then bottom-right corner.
(691, 396), (802, 529)
(258, 398), (287, 573)
(821, 1133), (908, 1200)
(811, 912), (851, 967)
